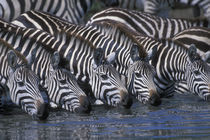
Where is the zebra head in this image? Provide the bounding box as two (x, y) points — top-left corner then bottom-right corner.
(186, 44), (210, 100)
(128, 45), (161, 106)
(46, 51), (91, 113)
(90, 48), (133, 108)
(6, 50), (49, 120)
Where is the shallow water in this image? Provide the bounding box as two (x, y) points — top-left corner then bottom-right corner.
(1, 94), (210, 140)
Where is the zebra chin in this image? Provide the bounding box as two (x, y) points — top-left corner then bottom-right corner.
(74, 96), (91, 114)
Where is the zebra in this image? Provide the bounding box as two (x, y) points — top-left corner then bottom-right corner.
(0, 0), (92, 23)
(87, 7), (210, 39)
(134, 33), (210, 100)
(12, 10), (161, 106)
(172, 27), (210, 63)
(0, 38), (49, 120)
(144, 0), (210, 20)
(11, 14), (133, 108)
(0, 20), (91, 113)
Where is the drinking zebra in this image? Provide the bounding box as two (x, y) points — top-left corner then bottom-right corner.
(12, 10), (161, 106)
(0, 0), (92, 23)
(135, 34), (210, 100)
(0, 38), (49, 120)
(11, 12), (133, 108)
(0, 20), (91, 113)
(87, 7), (209, 39)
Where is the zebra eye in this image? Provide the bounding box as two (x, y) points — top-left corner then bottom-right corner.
(18, 81), (25, 86)
(193, 70), (200, 76)
(135, 73), (142, 78)
(101, 74), (108, 80)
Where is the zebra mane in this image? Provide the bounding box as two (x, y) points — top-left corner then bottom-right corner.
(92, 20), (148, 58)
(0, 38), (28, 64)
(0, 19), (69, 67)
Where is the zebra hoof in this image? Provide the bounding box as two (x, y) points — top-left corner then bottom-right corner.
(75, 96), (92, 114)
(149, 93), (161, 106)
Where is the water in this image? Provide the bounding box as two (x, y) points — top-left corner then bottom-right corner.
(1, 94), (210, 140)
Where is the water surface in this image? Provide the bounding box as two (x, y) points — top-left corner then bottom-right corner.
(1, 94), (210, 139)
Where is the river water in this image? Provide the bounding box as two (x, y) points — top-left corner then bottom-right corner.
(1, 93), (210, 140)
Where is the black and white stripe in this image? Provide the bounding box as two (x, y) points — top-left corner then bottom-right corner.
(11, 11), (133, 108)
(88, 7), (209, 39)
(12, 10), (161, 106)
(0, 20), (91, 113)
(0, 38), (49, 120)
(0, 0), (92, 23)
(135, 34), (210, 100)
(172, 27), (210, 63)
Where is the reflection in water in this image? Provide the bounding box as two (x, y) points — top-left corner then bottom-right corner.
(0, 94), (210, 139)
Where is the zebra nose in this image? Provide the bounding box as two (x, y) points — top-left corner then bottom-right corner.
(37, 102), (49, 120)
(75, 96), (91, 114)
(120, 90), (133, 109)
(149, 90), (161, 106)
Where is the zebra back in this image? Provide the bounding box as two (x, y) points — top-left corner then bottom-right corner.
(0, 0), (92, 23)
(88, 7), (209, 39)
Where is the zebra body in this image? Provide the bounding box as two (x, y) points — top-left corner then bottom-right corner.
(144, 0), (210, 20)
(0, 38), (48, 119)
(172, 27), (210, 63)
(12, 10), (162, 106)
(11, 12), (133, 108)
(0, 0), (92, 23)
(88, 7), (209, 39)
(0, 20), (91, 113)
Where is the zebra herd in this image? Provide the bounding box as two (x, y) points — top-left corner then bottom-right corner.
(0, 0), (209, 120)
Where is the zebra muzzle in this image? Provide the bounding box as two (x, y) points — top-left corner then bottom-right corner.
(36, 101), (49, 120)
(74, 95), (91, 114)
(120, 90), (133, 109)
(149, 90), (161, 106)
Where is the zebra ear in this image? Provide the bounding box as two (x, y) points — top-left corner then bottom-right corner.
(130, 44), (140, 62)
(146, 47), (157, 62)
(188, 44), (201, 62)
(51, 51), (60, 69)
(26, 48), (37, 65)
(7, 50), (18, 70)
(105, 51), (117, 64)
(93, 48), (104, 67)
(202, 51), (210, 63)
